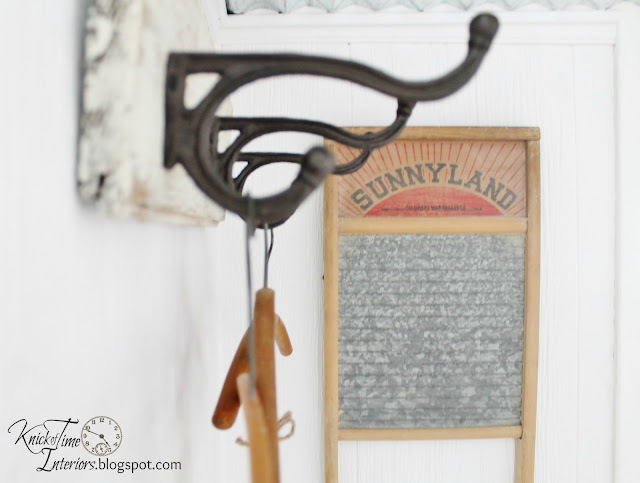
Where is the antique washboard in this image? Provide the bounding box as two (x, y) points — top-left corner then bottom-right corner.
(323, 127), (540, 483)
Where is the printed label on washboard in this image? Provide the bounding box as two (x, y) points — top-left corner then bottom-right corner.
(338, 233), (525, 429)
(334, 140), (526, 218)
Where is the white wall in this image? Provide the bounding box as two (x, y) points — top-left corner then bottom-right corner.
(2, 2), (634, 483)
(0, 2), (219, 481)
(208, 8), (618, 483)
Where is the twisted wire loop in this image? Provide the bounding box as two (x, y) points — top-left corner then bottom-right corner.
(235, 411), (296, 447)
(164, 14), (499, 229)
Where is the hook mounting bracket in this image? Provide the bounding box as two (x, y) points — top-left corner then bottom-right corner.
(163, 14), (499, 229)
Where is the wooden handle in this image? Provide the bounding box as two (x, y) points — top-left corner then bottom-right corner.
(213, 311), (292, 429)
(274, 316), (293, 356)
(212, 330), (250, 429)
(254, 288), (280, 482)
(237, 373), (277, 483)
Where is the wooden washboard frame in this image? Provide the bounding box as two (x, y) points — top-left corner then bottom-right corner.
(323, 127), (540, 482)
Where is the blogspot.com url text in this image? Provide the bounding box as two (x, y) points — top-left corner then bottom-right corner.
(42, 457), (181, 474)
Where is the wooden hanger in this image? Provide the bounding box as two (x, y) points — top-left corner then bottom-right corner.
(237, 372), (276, 483)
(213, 288), (292, 483)
(213, 308), (292, 429)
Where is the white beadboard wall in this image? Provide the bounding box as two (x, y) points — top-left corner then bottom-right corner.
(208, 9), (618, 483)
(4, 1), (638, 482)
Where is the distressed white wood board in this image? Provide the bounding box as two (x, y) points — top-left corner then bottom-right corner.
(77, 0), (227, 224)
(214, 28), (615, 483)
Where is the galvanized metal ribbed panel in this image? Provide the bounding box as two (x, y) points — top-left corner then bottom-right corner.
(338, 233), (525, 429)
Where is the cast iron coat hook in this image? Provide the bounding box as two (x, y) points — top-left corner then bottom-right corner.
(164, 14), (499, 228)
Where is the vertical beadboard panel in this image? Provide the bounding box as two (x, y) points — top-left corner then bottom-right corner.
(532, 47), (581, 483)
(572, 45), (616, 483)
(473, 44), (542, 127)
(216, 29), (614, 483)
(614, 8), (640, 483)
(476, 44), (581, 483)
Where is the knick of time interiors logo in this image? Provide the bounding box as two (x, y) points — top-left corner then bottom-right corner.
(80, 416), (122, 456)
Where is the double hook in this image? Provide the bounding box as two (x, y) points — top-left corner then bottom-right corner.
(164, 14), (499, 229)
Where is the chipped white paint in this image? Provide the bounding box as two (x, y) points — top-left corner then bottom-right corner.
(78, 0), (226, 224)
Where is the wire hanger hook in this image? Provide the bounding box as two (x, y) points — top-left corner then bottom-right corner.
(263, 225), (274, 288)
(246, 196), (257, 397)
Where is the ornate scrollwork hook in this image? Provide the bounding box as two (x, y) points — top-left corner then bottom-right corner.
(164, 14), (499, 228)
